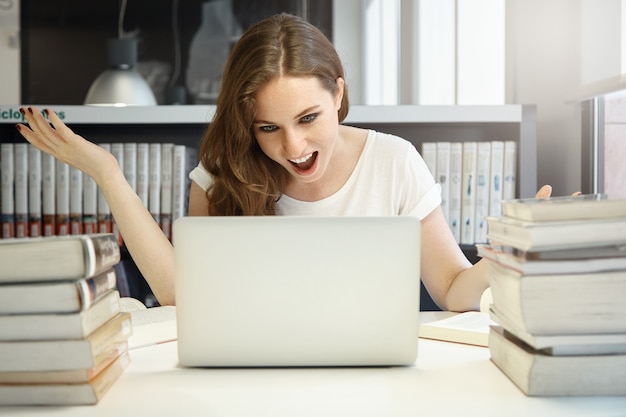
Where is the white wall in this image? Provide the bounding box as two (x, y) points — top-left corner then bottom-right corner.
(580, 0), (622, 85)
(506, 0), (582, 196)
(336, 0), (623, 196)
(508, 0), (623, 195)
(333, 0), (363, 104)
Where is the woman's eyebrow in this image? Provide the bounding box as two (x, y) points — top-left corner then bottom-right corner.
(253, 105), (321, 125)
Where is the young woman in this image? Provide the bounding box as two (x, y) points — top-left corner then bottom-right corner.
(16, 13), (551, 310)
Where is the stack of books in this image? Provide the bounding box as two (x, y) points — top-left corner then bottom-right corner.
(479, 193), (626, 396)
(0, 233), (132, 405)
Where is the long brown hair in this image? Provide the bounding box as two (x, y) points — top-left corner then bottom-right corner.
(198, 13), (350, 215)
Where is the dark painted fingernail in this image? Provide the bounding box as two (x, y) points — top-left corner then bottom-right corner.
(19, 108), (25, 115)
(27, 107), (33, 114)
(15, 125), (21, 132)
(44, 109), (49, 116)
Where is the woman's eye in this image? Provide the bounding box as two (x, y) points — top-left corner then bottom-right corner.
(301, 113), (318, 123)
(259, 125), (277, 133)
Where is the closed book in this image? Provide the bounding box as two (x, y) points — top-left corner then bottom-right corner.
(97, 144), (113, 234)
(0, 350), (131, 405)
(502, 193), (626, 222)
(460, 142), (477, 244)
(0, 341), (127, 384)
(41, 153), (56, 237)
(0, 233), (120, 282)
(136, 143), (149, 208)
(476, 243), (626, 275)
(14, 143), (28, 238)
(485, 215), (626, 251)
(488, 261), (626, 334)
(82, 172), (98, 234)
(160, 143), (174, 240)
(502, 140), (516, 200)
(123, 142), (137, 192)
(0, 312), (132, 372)
(489, 325), (626, 396)
(148, 143), (162, 224)
(474, 141), (491, 243)
(111, 143), (125, 246)
(435, 142), (451, 223)
(1, 143), (15, 238)
(479, 242), (626, 260)
(0, 290), (121, 341)
(447, 142), (463, 242)
(172, 145), (197, 221)
(490, 307), (626, 355)
(0, 268), (117, 314)
(27, 145), (42, 237)
(55, 159), (70, 236)
(488, 140), (504, 217)
(69, 165), (84, 235)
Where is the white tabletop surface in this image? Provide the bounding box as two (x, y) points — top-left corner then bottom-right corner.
(1, 311), (625, 416)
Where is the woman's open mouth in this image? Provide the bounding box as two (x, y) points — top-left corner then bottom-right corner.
(289, 151), (318, 173)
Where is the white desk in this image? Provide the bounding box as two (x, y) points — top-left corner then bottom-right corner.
(1, 311), (625, 416)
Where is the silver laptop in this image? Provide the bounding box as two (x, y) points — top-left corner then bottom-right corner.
(173, 216), (421, 367)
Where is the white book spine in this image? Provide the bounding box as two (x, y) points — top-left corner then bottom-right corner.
(503, 141), (517, 201)
(489, 141), (504, 216)
(14, 143), (29, 238)
(474, 142), (491, 244)
(1, 143), (14, 238)
(123, 143), (137, 192)
(148, 143), (162, 223)
(436, 142), (451, 223)
(27, 145), (42, 237)
(55, 160), (70, 236)
(111, 143), (125, 243)
(172, 145), (186, 221)
(83, 172), (98, 234)
(448, 142), (463, 243)
(460, 142), (478, 245)
(421, 142), (437, 178)
(42, 153), (56, 237)
(69, 166), (83, 235)
(97, 144), (112, 233)
(136, 143), (149, 208)
(160, 143), (174, 240)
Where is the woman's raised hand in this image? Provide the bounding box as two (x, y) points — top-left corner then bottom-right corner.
(534, 184), (582, 199)
(15, 107), (119, 186)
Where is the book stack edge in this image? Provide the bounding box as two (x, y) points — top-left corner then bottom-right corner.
(480, 193), (626, 396)
(0, 233), (132, 406)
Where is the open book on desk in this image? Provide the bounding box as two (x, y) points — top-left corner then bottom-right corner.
(419, 312), (495, 347)
(121, 300), (177, 350)
(418, 289), (495, 347)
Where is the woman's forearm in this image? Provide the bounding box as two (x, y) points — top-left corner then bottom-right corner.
(443, 258), (490, 312)
(98, 167), (176, 305)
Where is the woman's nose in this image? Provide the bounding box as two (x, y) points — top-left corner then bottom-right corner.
(282, 129), (306, 156)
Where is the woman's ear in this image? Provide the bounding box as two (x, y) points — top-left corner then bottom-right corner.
(334, 77), (345, 110)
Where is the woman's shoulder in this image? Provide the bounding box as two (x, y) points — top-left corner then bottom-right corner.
(365, 129), (416, 154)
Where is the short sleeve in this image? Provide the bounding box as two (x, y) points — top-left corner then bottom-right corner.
(189, 162), (212, 191)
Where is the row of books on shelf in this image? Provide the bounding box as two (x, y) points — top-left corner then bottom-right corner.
(421, 140), (517, 245)
(479, 193), (626, 396)
(0, 233), (132, 405)
(0, 142), (197, 242)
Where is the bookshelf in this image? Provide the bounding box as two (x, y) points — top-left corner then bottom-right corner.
(0, 104), (537, 310)
(0, 104), (537, 194)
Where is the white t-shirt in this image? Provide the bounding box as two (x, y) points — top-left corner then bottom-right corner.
(189, 130), (441, 220)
